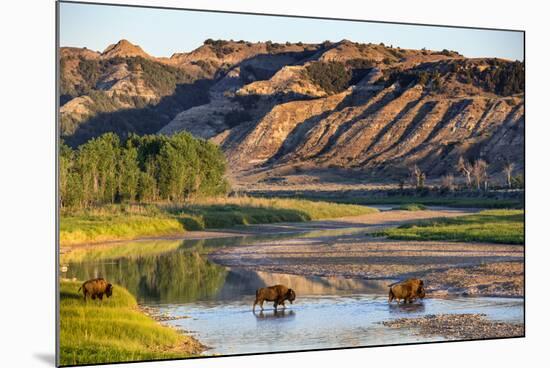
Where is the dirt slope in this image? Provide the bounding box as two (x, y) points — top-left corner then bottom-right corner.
(60, 39), (524, 182)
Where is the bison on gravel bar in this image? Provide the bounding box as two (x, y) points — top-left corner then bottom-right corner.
(388, 279), (426, 304)
(78, 278), (113, 301)
(253, 285), (296, 312)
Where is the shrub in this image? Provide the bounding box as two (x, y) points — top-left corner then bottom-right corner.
(457, 60), (524, 96)
(305, 61), (352, 94)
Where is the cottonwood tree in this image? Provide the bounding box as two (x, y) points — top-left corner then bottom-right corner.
(457, 156), (473, 188)
(59, 132), (229, 208)
(503, 162), (515, 189)
(59, 143), (72, 208)
(410, 164), (426, 190)
(117, 143), (140, 202)
(472, 159), (489, 191)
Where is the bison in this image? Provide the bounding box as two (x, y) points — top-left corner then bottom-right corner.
(388, 278), (426, 304)
(78, 278), (113, 301)
(253, 284), (296, 312)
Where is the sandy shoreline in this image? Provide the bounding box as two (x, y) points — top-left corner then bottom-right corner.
(382, 314), (524, 340)
(207, 209), (524, 341)
(60, 208), (476, 250)
(209, 210), (523, 297)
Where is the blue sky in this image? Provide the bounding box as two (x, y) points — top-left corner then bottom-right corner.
(59, 2), (524, 61)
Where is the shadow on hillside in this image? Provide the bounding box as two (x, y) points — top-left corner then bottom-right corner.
(64, 78), (213, 147)
(63, 47), (325, 148)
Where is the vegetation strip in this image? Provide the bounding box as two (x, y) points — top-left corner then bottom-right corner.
(60, 197), (378, 246)
(59, 281), (203, 366)
(375, 209), (524, 244)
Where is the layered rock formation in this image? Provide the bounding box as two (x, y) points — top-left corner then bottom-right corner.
(60, 39), (524, 182)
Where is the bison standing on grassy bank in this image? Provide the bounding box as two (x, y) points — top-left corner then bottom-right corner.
(388, 279), (426, 304)
(79, 278), (113, 301)
(253, 285), (296, 312)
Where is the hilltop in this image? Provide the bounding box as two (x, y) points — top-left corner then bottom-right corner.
(59, 39), (524, 186)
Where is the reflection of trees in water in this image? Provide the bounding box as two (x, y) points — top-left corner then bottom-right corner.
(67, 251), (227, 303)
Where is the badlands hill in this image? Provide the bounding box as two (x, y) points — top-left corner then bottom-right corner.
(60, 39), (524, 184)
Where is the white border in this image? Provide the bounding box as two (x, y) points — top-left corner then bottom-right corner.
(1, 1), (548, 367)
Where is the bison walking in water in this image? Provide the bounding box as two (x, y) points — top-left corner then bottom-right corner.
(388, 279), (426, 304)
(253, 285), (296, 312)
(78, 278), (113, 301)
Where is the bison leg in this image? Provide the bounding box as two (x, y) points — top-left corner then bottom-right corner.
(253, 298), (258, 312)
(281, 301), (286, 309)
(273, 301), (278, 311)
(98, 293), (104, 301)
(259, 300), (264, 311)
(388, 290), (394, 303)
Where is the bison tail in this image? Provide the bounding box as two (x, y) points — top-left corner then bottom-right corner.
(78, 286), (82, 292)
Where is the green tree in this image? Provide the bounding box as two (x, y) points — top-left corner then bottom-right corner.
(117, 143), (140, 202)
(77, 133), (120, 205)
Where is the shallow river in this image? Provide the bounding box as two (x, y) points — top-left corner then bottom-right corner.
(62, 229), (524, 355)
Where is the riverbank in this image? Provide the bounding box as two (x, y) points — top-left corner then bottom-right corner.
(245, 187), (523, 209)
(382, 314), (524, 340)
(375, 209), (524, 244)
(60, 197), (377, 247)
(209, 209), (524, 297)
(59, 280), (204, 366)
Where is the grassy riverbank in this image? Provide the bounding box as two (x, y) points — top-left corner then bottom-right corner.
(327, 196), (522, 209)
(375, 209), (524, 244)
(59, 281), (203, 366)
(60, 197), (377, 246)
(247, 189), (523, 209)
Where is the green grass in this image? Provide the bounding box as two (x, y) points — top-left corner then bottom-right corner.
(60, 215), (184, 247)
(60, 198), (377, 246)
(59, 280), (200, 366)
(330, 196), (522, 209)
(394, 203), (427, 211)
(375, 209), (524, 244)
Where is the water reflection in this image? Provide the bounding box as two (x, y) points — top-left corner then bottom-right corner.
(254, 310), (296, 321)
(217, 269), (388, 301)
(388, 302), (426, 314)
(65, 250), (227, 303)
(64, 237), (389, 304)
(61, 233), (524, 356)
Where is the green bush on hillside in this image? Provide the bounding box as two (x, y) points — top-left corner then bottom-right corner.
(305, 61), (352, 94)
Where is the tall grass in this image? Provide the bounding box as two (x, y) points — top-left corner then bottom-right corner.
(60, 197), (377, 246)
(59, 281), (201, 366)
(376, 209), (524, 244)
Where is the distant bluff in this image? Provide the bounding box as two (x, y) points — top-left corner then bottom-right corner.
(60, 39), (524, 183)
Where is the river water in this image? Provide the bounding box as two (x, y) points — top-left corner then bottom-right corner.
(62, 230), (524, 355)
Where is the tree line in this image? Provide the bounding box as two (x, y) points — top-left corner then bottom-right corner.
(60, 132), (229, 208)
(406, 156), (523, 192)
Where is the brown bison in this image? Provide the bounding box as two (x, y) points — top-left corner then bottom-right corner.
(78, 278), (113, 301)
(388, 278), (426, 304)
(253, 285), (296, 312)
